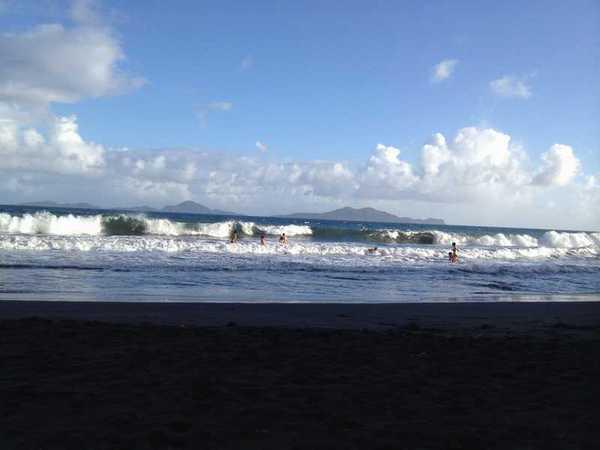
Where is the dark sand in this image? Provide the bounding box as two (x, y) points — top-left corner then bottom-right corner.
(1, 300), (600, 449)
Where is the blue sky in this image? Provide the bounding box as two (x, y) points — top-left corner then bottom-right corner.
(4, 0), (597, 165)
(0, 0), (598, 228)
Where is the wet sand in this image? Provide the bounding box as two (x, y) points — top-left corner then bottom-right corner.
(1, 300), (600, 449)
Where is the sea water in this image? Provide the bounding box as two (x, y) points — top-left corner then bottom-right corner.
(0, 205), (598, 302)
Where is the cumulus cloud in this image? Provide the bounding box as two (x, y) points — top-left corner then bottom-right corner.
(0, 23), (141, 106)
(1, 120), (596, 228)
(359, 144), (417, 198)
(0, 116), (104, 175)
(490, 75), (532, 99)
(0, 121), (580, 206)
(431, 59), (458, 82)
(0, 0), (143, 120)
(533, 144), (580, 186)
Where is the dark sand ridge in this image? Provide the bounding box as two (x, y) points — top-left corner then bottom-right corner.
(1, 299), (600, 449)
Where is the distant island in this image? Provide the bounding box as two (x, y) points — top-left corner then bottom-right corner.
(280, 207), (445, 225)
(18, 200), (240, 216)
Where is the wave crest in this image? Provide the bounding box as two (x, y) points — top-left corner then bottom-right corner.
(0, 212), (313, 238)
(0, 211), (598, 250)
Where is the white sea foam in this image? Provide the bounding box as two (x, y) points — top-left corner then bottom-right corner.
(256, 224), (313, 236)
(0, 212), (103, 235)
(1, 234), (597, 262)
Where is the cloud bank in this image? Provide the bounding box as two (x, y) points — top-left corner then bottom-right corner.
(1, 112), (597, 229)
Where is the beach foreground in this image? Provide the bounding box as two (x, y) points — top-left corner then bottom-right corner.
(1, 301), (599, 449)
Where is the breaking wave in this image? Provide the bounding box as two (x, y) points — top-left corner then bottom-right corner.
(0, 212), (312, 238)
(430, 230), (600, 249)
(0, 211), (598, 251)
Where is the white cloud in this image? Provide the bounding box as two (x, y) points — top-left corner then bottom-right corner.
(421, 133), (450, 176)
(490, 75), (532, 99)
(0, 115), (104, 175)
(533, 144), (580, 186)
(116, 177), (192, 204)
(0, 1), (143, 120)
(1, 122), (596, 229)
(431, 59), (458, 82)
(256, 141), (268, 152)
(359, 144), (418, 197)
(584, 174), (599, 191)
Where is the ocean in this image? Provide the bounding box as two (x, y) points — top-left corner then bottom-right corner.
(0, 205), (598, 303)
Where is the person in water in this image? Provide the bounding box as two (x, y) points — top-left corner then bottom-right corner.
(230, 229), (239, 243)
(260, 233), (266, 246)
(367, 247), (378, 254)
(448, 242), (458, 262)
(279, 233), (288, 245)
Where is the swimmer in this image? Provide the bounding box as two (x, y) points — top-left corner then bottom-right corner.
(367, 247), (378, 255)
(279, 233), (288, 245)
(260, 233), (266, 246)
(230, 229), (239, 243)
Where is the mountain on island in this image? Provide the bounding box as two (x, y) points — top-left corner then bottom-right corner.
(161, 201), (239, 216)
(281, 207), (445, 225)
(123, 205), (159, 212)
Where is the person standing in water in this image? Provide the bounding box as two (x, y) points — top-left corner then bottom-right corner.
(260, 233), (266, 246)
(230, 229), (239, 243)
(279, 233), (288, 245)
(450, 242), (458, 262)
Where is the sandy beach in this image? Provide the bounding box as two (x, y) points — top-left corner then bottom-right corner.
(1, 300), (599, 449)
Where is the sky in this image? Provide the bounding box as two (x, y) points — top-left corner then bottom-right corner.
(0, 0), (598, 230)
